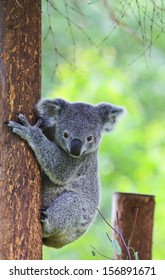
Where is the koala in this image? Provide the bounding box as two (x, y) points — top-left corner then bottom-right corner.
(7, 98), (124, 248)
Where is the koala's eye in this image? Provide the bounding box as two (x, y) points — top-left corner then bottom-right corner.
(87, 135), (93, 143)
(63, 132), (69, 139)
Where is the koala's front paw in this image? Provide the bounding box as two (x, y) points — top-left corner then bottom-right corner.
(7, 113), (31, 140)
(7, 113), (42, 141)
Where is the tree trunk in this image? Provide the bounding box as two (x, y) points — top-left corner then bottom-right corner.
(112, 192), (155, 260)
(0, 0), (42, 259)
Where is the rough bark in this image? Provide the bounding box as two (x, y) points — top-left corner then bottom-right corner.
(112, 192), (155, 260)
(0, 0), (42, 259)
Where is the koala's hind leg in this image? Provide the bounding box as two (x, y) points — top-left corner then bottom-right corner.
(41, 191), (83, 238)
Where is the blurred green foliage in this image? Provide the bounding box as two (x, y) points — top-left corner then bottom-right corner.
(42, 0), (165, 260)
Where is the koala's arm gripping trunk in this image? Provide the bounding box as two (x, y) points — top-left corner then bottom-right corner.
(27, 128), (80, 185)
(0, 1), (42, 259)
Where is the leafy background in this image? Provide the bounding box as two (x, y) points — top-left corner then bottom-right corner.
(42, 0), (165, 260)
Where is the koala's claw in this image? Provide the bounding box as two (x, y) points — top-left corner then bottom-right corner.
(40, 206), (48, 222)
(41, 206), (48, 212)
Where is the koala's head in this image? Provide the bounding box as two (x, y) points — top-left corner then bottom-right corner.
(36, 98), (125, 158)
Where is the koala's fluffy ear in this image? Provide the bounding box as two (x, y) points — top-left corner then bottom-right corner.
(98, 103), (125, 132)
(36, 98), (68, 127)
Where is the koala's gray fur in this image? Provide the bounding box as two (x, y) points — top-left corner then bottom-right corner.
(7, 98), (124, 248)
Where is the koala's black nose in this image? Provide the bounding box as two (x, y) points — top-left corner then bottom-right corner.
(70, 139), (82, 157)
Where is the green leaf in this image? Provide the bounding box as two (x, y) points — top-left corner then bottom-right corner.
(134, 251), (139, 260)
(111, 240), (122, 256)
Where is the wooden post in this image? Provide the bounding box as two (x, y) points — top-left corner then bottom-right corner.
(112, 192), (155, 260)
(0, 0), (42, 259)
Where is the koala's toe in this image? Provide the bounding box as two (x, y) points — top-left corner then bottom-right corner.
(17, 114), (30, 127)
(35, 118), (43, 128)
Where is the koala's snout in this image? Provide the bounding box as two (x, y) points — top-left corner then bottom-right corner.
(70, 139), (82, 157)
